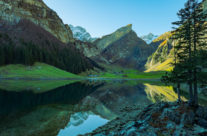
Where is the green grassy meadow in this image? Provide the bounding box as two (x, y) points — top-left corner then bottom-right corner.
(0, 62), (165, 80)
(0, 62), (80, 79)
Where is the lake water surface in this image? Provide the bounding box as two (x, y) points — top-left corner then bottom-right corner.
(0, 79), (206, 136)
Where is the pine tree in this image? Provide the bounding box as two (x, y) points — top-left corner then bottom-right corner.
(170, 0), (194, 105)
(191, 0), (207, 105)
(162, 0), (207, 106)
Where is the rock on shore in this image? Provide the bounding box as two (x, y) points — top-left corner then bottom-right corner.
(85, 102), (207, 136)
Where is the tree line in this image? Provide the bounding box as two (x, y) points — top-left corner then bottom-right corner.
(0, 33), (95, 74)
(162, 0), (207, 106)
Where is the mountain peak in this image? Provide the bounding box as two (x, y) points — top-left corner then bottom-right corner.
(117, 24), (132, 33)
(95, 24), (134, 50)
(127, 24), (132, 28)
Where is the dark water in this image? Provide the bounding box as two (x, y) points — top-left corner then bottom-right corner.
(0, 80), (206, 136)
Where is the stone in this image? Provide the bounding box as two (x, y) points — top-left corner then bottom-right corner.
(197, 119), (207, 129)
(183, 110), (195, 125)
(166, 110), (181, 124)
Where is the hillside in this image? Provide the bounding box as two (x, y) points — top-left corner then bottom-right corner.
(145, 32), (174, 72)
(0, 19), (96, 74)
(0, 62), (80, 79)
(145, 0), (207, 72)
(0, 0), (103, 74)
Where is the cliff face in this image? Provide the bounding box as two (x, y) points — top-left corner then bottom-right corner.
(92, 24), (154, 70)
(0, 0), (73, 43)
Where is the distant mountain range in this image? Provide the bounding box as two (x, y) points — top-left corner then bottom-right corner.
(68, 23), (156, 70)
(140, 33), (159, 44)
(0, 0), (192, 73)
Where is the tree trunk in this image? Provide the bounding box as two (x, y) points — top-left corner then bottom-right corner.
(188, 81), (194, 105)
(193, 68), (198, 106)
(177, 83), (181, 103)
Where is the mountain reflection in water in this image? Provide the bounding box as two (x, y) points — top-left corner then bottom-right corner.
(0, 80), (205, 136)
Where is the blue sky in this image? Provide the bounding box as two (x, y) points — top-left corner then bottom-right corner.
(43, 0), (187, 37)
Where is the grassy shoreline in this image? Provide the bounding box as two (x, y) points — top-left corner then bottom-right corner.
(0, 62), (164, 80)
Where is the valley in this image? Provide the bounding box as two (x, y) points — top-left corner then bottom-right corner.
(0, 0), (207, 136)
(0, 0), (162, 79)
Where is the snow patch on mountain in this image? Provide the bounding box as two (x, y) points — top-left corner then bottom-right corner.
(140, 33), (159, 44)
(69, 25), (97, 42)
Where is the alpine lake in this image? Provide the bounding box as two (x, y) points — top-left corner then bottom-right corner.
(0, 79), (206, 136)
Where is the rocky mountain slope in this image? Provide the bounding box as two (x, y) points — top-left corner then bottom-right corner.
(69, 25), (100, 58)
(69, 25), (97, 42)
(0, 0), (73, 43)
(74, 40), (100, 58)
(140, 33), (159, 44)
(92, 24), (155, 70)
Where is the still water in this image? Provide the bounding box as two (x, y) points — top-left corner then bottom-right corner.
(0, 79), (206, 136)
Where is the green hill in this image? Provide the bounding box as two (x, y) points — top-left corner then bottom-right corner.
(0, 62), (81, 79)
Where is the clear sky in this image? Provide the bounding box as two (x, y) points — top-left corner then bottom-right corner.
(43, 0), (187, 37)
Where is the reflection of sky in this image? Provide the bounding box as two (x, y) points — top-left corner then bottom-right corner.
(58, 114), (108, 136)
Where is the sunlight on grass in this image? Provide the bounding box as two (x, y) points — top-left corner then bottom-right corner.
(145, 58), (173, 72)
(0, 62), (81, 79)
